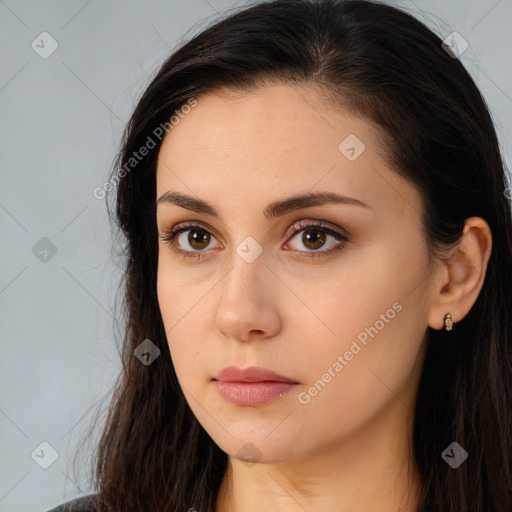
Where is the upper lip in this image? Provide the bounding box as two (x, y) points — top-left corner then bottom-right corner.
(214, 366), (299, 383)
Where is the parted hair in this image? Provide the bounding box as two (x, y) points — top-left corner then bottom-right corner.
(76, 1), (512, 510)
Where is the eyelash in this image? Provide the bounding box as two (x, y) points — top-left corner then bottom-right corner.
(158, 220), (349, 262)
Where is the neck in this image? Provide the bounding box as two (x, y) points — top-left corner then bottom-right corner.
(215, 396), (422, 512)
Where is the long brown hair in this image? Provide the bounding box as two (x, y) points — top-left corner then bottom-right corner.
(77, 1), (512, 510)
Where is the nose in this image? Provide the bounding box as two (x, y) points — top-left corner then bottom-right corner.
(213, 249), (282, 343)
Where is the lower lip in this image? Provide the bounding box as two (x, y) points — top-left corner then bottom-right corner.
(214, 380), (298, 406)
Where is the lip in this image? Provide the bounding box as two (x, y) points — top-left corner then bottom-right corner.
(213, 366), (300, 407)
(214, 365), (299, 383)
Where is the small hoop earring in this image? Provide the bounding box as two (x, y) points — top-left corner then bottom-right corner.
(444, 313), (454, 331)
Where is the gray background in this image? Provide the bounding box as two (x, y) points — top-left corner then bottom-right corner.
(0, 0), (510, 511)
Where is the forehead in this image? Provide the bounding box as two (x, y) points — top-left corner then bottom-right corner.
(155, 84), (421, 222)
(158, 84), (376, 159)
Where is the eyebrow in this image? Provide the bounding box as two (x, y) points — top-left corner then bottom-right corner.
(156, 190), (372, 220)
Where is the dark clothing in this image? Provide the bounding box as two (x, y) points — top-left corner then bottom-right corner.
(46, 493), (99, 512)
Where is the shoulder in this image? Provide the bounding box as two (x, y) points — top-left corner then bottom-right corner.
(46, 493), (99, 512)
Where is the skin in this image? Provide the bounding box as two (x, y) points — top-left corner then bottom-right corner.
(155, 84), (492, 512)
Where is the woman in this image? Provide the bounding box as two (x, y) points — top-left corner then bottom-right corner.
(48, 0), (512, 510)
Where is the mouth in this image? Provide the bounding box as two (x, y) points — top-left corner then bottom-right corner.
(214, 365), (299, 383)
(213, 366), (300, 407)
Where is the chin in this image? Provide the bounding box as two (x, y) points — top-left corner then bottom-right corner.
(209, 427), (305, 465)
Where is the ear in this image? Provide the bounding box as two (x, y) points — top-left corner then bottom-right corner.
(427, 216), (493, 330)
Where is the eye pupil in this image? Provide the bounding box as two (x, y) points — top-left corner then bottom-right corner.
(303, 229), (326, 250)
(189, 229), (210, 250)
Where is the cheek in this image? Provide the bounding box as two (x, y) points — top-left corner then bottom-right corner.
(156, 257), (212, 330)
(156, 266), (213, 380)
(295, 250), (426, 403)
(156, 269), (191, 368)
(288, 250), (399, 347)
(156, 269), (177, 337)
(294, 303), (422, 443)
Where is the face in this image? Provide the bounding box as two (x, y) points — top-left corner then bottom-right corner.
(155, 84), (433, 464)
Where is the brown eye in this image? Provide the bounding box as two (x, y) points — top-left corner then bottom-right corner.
(183, 228), (212, 251)
(299, 229), (327, 251)
(285, 221), (349, 258)
(159, 220), (349, 262)
(159, 223), (222, 261)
